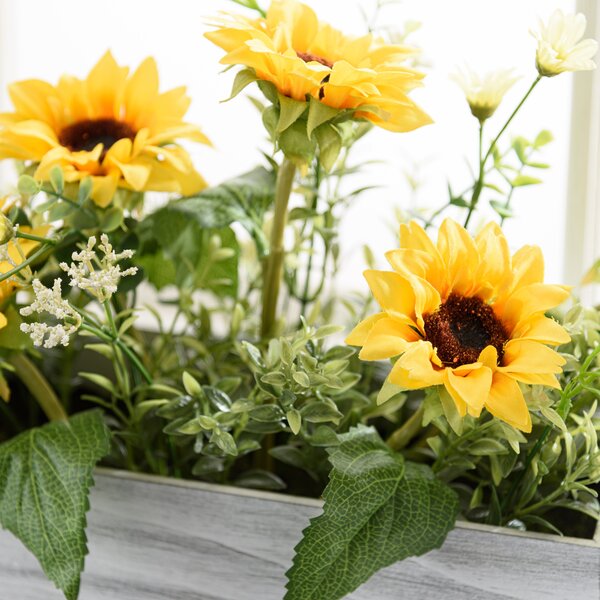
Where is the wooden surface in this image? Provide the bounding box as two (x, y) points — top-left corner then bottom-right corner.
(0, 469), (598, 600)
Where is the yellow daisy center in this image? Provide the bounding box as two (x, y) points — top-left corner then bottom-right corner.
(59, 118), (136, 156)
(423, 294), (508, 367)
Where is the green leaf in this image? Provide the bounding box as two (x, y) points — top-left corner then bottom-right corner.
(210, 428), (238, 456)
(285, 426), (459, 600)
(142, 167), (273, 259)
(307, 96), (340, 138)
(439, 387), (464, 435)
(276, 93), (308, 133)
(49, 166), (64, 194)
(182, 371), (203, 397)
(376, 379), (405, 406)
(300, 399), (343, 423)
(533, 129), (553, 148)
(99, 207), (123, 232)
(287, 408), (302, 435)
(0, 410), (111, 600)
(18, 175), (40, 196)
(489, 199), (514, 219)
(511, 175), (542, 187)
(77, 177), (93, 204)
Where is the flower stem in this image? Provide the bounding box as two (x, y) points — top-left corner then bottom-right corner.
(386, 404), (425, 451)
(463, 121), (485, 228)
(15, 230), (58, 246)
(8, 353), (67, 422)
(80, 322), (153, 385)
(0, 243), (52, 283)
(463, 76), (542, 228)
(261, 157), (297, 338)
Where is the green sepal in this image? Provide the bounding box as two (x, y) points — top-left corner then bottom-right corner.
(306, 96), (341, 138)
(276, 93), (308, 133)
(315, 123), (342, 172)
(278, 119), (317, 168)
(257, 79), (279, 104)
(223, 68), (258, 102)
(262, 105), (279, 139)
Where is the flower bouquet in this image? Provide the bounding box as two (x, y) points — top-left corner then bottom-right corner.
(0, 2), (599, 599)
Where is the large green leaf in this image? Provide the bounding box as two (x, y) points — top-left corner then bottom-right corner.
(0, 409), (111, 600)
(285, 426), (459, 600)
(146, 166), (274, 254)
(137, 225), (239, 296)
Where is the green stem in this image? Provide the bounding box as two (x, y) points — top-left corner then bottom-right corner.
(261, 157), (297, 338)
(0, 243), (52, 283)
(463, 121), (485, 228)
(386, 404), (425, 451)
(8, 353), (67, 422)
(463, 76), (542, 228)
(80, 322), (153, 385)
(15, 230), (58, 246)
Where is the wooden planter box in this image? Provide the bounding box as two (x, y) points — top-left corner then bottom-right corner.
(1, 468), (599, 600)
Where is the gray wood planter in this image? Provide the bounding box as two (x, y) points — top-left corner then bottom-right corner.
(1, 468), (599, 600)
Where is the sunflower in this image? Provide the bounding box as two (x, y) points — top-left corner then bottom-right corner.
(347, 219), (571, 432)
(0, 51), (210, 208)
(205, 0), (431, 132)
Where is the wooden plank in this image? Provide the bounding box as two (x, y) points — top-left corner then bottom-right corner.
(0, 469), (598, 600)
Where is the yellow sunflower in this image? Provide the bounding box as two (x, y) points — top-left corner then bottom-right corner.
(0, 51), (210, 208)
(205, 0), (431, 132)
(347, 219), (571, 433)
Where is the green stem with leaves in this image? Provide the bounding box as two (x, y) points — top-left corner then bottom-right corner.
(463, 76), (542, 228)
(8, 353), (67, 422)
(501, 343), (600, 516)
(261, 157), (297, 338)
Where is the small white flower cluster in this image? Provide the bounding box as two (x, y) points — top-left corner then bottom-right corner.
(59, 234), (138, 302)
(20, 279), (82, 348)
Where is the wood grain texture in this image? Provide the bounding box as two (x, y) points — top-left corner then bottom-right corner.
(0, 469), (598, 600)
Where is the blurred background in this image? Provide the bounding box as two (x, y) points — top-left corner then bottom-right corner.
(0, 0), (598, 299)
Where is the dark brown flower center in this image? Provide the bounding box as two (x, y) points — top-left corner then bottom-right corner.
(296, 50), (334, 69)
(423, 294), (508, 367)
(58, 118), (136, 157)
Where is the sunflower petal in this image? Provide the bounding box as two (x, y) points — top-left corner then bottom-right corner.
(444, 366), (492, 415)
(346, 313), (386, 346)
(485, 372), (532, 433)
(389, 341), (444, 388)
(359, 317), (419, 360)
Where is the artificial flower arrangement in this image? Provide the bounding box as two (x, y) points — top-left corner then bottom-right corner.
(0, 1), (599, 599)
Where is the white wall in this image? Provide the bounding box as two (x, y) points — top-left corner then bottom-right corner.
(0, 0), (579, 290)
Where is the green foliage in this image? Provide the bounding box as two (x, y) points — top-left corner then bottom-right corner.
(238, 324), (369, 437)
(285, 426), (459, 600)
(0, 410), (111, 600)
(141, 167), (274, 259)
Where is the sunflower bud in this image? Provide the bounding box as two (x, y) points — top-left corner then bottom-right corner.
(0, 213), (14, 245)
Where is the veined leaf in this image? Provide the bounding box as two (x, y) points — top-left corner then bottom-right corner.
(0, 410), (111, 600)
(285, 426), (459, 600)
